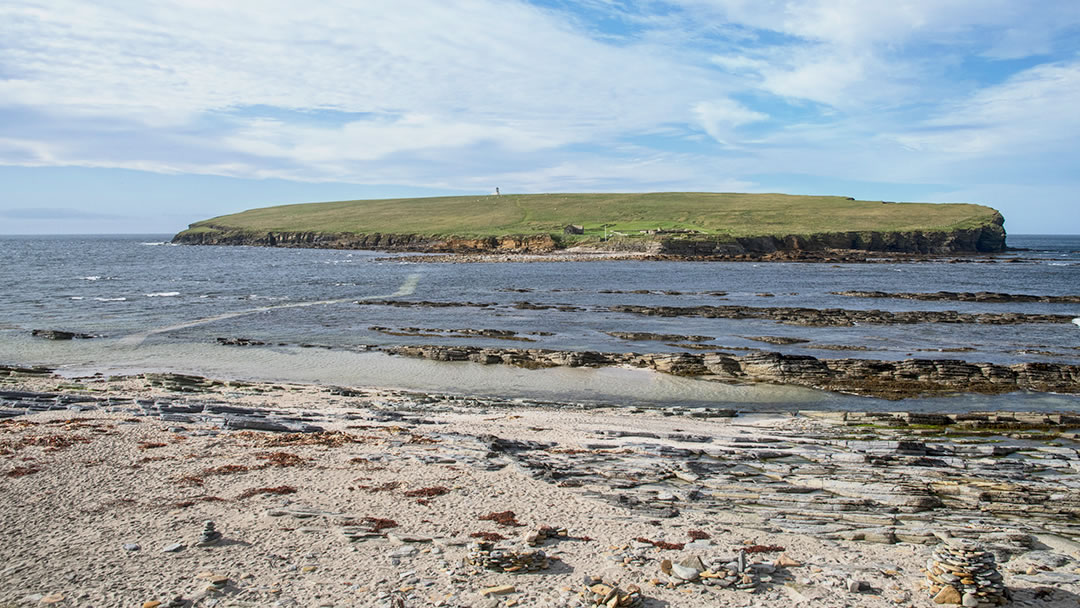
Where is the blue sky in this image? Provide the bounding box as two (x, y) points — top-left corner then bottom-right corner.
(1, 0), (1078, 234)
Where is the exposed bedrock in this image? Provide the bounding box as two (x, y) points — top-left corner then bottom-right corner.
(378, 345), (1080, 399)
(659, 218), (1006, 255)
(172, 229), (559, 253)
(353, 299), (1074, 326)
(833, 290), (1080, 304)
(608, 304), (1075, 326)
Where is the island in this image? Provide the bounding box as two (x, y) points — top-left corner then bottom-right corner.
(172, 192), (1007, 257)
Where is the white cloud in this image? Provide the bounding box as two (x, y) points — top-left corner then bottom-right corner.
(673, 0), (1080, 108)
(693, 99), (767, 143)
(1, 0), (1079, 226)
(893, 61), (1080, 158)
(0, 0), (743, 183)
(0, 0), (720, 131)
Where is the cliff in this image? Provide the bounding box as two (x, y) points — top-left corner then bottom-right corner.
(172, 193), (1007, 256)
(173, 229), (561, 253)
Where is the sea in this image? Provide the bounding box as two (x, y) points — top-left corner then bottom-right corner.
(1, 234), (1078, 413)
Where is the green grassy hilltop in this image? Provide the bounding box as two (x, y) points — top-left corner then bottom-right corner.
(178, 192), (999, 242)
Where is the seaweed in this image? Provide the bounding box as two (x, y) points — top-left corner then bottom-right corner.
(403, 486), (449, 498)
(743, 544), (785, 554)
(635, 537), (684, 550)
(478, 511), (523, 527)
(238, 485), (297, 499)
(363, 517), (398, 532)
(256, 451), (306, 467)
(202, 464), (250, 475)
(5, 465), (41, 478)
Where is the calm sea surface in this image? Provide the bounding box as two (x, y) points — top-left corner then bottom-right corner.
(1, 234), (1077, 412)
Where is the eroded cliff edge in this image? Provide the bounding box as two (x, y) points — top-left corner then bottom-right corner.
(172, 212), (1006, 256)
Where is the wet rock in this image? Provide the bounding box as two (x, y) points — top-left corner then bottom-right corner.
(31, 329), (95, 340)
(741, 336), (810, 345)
(607, 332), (712, 343)
(833, 290), (1080, 304)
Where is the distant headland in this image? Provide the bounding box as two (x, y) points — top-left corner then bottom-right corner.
(172, 192), (1006, 258)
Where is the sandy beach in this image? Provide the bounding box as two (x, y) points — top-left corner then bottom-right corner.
(2, 370), (1079, 607)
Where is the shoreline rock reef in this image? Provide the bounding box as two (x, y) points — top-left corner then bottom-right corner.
(1, 368), (1079, 607)
(374, 344), (1079, 400)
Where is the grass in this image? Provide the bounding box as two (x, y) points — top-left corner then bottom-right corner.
(177, 192), (1000, 241)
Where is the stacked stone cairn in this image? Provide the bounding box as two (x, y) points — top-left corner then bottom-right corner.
(581, 576), (644, 607)
(197, 520), (222, 546)
(465, 541), (550, 573)
(662, 551), (758, 591)
(925, 539), (1008, 606)
(524, 525), (569, 547)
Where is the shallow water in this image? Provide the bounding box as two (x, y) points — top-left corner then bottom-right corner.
(1, 234), (1078, 412)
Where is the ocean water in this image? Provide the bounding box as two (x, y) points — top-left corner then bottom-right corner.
(1, 234), (1077, 412)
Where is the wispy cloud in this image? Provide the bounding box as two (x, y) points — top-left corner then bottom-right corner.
(0, 0), (1078, 229)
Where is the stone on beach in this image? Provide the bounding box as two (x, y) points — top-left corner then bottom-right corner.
(925, 540), (1009, 606)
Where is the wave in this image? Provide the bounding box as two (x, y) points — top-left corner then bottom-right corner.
(140, 242), (176, 246)
(145, 292), (180, 297)
(70, 296), (84, 300)
(94, 297), (127, 302)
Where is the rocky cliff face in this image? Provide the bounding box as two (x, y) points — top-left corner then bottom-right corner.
(172, 229), (559, 253)
(660, 213), (1006, 255)
(173, 212), (1006, 255)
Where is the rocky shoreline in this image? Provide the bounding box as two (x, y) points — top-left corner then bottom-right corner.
(355, 298), (1076, 327)
(375, 344), (1080, 399)
(833, 290), (1080, 304)
(1, 368), (1079, 607)
(172, 214), (1008, 260)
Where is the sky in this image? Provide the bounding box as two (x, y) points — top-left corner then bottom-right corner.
(1, 0), (1078, 235)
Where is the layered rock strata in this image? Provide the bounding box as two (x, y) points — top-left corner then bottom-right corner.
(379, 345), (1080, 398)
(607, 303), (1074, 326)
(355, 298), (1075, 326)
(834, 290), (1080, 304)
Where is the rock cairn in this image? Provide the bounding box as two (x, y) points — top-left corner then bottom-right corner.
(580, 577), (644, 607)
(464, 541), (550, 573)
(926, 540), (1008, 606)
(197, 520), (222, 546)
(662, 552), (759, 591)
(524, 525), (569, 547)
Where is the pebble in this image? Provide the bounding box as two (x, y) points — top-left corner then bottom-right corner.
(161, 543), (184, 553)
(124, 543), (141, 551)
(580, 577), (644, 607)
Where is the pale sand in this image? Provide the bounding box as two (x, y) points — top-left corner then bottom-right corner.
(1, 376), (1077, 607)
